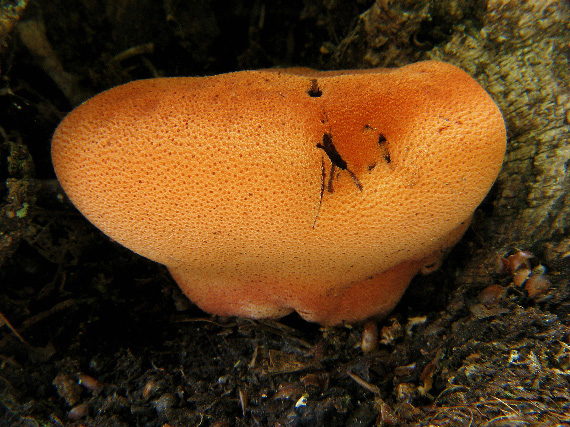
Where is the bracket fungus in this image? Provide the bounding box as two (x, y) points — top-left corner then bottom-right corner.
(51, 61), (506, 325)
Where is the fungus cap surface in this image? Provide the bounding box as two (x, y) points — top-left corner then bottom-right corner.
(52, 61), (506, 325)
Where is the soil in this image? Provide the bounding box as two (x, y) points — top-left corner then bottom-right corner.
(1, 1), (569, 426)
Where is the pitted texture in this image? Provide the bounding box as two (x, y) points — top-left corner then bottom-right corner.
(52, 61), (506, 325)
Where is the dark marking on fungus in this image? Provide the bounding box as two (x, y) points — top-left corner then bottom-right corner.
(307, 79), (322, 97)
(319, 158), (326, 202)
(348, 170), (363, 191)
(317, 133), (363, 193)
(327, 164), (336, 193)
(377, 133), (391, 164)
(317, 133), (347, 170)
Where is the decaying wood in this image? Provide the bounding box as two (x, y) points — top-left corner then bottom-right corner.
(428, 0), (570, 287)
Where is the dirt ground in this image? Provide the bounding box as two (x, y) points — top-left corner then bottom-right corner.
(1, 1), (569, 426)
